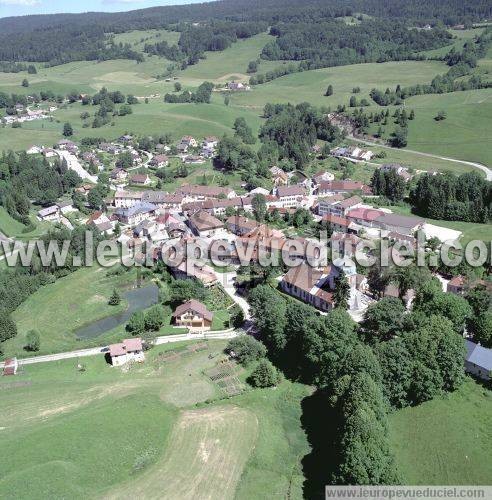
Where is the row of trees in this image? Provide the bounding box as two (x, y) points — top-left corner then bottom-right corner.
(164, 81), (213, 104)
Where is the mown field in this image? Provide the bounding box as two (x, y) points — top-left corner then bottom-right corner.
(0, 341), (312, 499)
(390, 378), (492, 485)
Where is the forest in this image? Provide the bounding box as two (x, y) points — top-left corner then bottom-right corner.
(410, 172), (491, 223)
(261, 19), (452, 68)
(0, 0), (490, 66)
(247, 275), (476, 488)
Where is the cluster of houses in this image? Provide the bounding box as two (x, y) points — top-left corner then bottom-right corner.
(331, 145), (374, 162)
(1, 104), (57, 125)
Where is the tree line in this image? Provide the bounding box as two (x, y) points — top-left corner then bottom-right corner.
(369, 27), (492, 106)
(0, 152), (82, 225)
(410, 171), (491, 223)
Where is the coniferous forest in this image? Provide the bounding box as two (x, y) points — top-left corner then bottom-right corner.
(0, 0), (490, 66)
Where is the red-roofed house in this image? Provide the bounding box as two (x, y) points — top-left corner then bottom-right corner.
(323, 214), (350, 233)
(346, 207), (385, 228)
(109, 338), (144, 366)
(3, 357), (18, 376)
(172, 299), (214, 330)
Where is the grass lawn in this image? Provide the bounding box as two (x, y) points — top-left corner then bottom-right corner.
(2, 266), (142, 358)
(0, 207), (52, 240)
(0, 339), (312, 499)
(390, 378), (492, 484)
(228, 60), (448, 111)
(211, 308), (231, 330)
(0, 207), (26, 236)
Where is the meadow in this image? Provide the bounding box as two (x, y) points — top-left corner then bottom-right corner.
(364, 88), (492, 167)
(1, 338), (491, 498)
(390, 378), (492, 485)
(0, 341), (312, 499)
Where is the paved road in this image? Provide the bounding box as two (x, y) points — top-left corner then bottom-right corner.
(58, 150), (98, 183)
(351, 136), (492, 181)
(0, 330), (238, 368)
(212, 270), (251, 320)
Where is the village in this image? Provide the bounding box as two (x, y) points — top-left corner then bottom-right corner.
(0, 131), (480, 378)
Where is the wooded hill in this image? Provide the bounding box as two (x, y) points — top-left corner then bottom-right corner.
(0, 0), (490, 66)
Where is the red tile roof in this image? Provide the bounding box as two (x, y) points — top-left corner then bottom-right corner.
(172, 299), (213, 322)
(323, 214), (350, 227)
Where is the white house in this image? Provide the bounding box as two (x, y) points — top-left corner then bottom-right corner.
(109, 338), (145, 366)
(26, 145), (43, 155)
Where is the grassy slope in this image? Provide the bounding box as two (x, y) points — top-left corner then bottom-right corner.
(390, 378), (492, 485)
(365, 89), (492, 167)
(0, 98), (263, 152)
(178, 32), (277, 85)
(228, 60), (448, 110)
(0, 341), (311, 499)
(419, 28), (485, 58)
(111, 28), (180, 51)
(3, 266), (139, 357)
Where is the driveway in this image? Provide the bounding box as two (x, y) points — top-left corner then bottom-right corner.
(350, 135), (492, 181)
(58, 150), (98, 183)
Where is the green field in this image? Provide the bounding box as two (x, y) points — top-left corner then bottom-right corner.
(390, 379), (492, 484)
(178, 32), (277, 85)
(0, 341), (311, 499)
(364, 89), (492, 167)
(228, 60), (448, 110)
(0, 207), (51, 240)
(111, 28), (180, 52)
(3, 266), (140, 357)
(0, 98), (263, 153)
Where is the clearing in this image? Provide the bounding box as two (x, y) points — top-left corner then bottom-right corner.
(390, 378), (492, 485)
(107, 406), (258, 500)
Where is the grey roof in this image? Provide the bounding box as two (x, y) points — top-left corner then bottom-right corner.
(466, 340), (492, 371)
(375, 213), (424, 229)
(115, 202), (156, 218)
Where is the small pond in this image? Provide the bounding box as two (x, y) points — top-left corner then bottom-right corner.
(74, 284), (159, 340)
